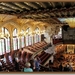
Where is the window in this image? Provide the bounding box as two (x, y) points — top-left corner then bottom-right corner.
(31, 35), (34, 45)
(13, 38), (17, 50)
(20, 30), (25, 48)
(21, 36), (25, 48)
(5, 38), (10, 53)
(13, 29), (17, 36)
(25, 27), (31, 46)
(5, 28), (10, 35)
(0, 39), (5, 55)
(13, 29), (18, 50)
(1, 27), (10, 54)
(1, 39), (5, 54)
(4, 28), (10, 53)
(36, 34), (39, 42)
(17, 37), (20, 49)
(34, 27), (39, 43)
(26, 35), (29, 46)
(38, 35), (41, 42)
(34, 34), (37, 43)
(29, 35), (32, 45)
(0, 40), (3, 55)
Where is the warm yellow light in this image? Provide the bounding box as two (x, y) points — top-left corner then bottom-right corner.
(65, 18), (75, 28)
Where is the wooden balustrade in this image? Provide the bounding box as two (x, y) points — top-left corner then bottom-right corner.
(41, 54), (51, 65)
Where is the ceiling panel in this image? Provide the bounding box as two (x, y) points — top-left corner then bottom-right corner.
(0, 2), (74, 24)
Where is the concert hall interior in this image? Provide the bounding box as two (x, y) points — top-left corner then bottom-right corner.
(0, 2), (75, 72)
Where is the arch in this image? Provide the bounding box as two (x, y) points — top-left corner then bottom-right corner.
(3, 27), (10, 35)
(21, 19), (34, 30)
(22, 23), (33, 32)
(34, 27), (40, 33)
(26, 27), (30, 30)
(13, 28), (18, 36)
(35, 27), (39, 30)
(33, 25), (41, 31)
(0, 20), (20, 29)
(0, 27), (11, 37)
(25, 26), (32, 32)
(4, 28), (9, 33)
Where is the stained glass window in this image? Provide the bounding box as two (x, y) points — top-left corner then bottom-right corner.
(5, 38), (10, 53)
(29, 35), (32, 45)
(26, 28), (30, 46)
(34, 27), (39, 43)
(13, 29), (18, 50)
(1, 28), (10, 54)
(17, 37), (20, 49)
(0, 40), (2, 55)
(13, 38), (17, 50)
(4, 28), (10, 53)
(21, 36), (25, 47)
(0, 39), (5, 55)
(26, 35), (29, 46)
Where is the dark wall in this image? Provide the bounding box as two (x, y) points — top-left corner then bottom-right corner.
(41, 34), (45, 41)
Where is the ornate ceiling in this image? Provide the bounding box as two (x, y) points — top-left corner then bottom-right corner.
(0, 2), (75, 26)
(0, 2), (73, 24)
